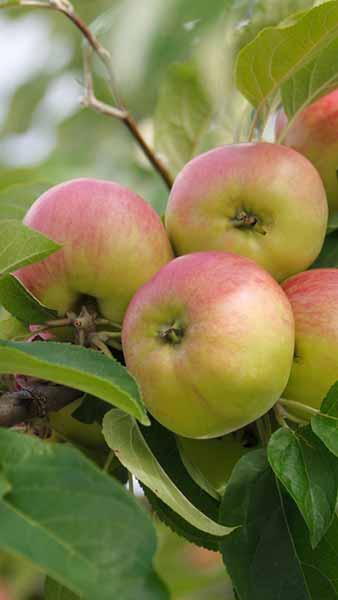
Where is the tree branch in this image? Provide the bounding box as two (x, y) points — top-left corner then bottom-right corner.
(0, 384), (82, 428)
(5, 0), (174, 189)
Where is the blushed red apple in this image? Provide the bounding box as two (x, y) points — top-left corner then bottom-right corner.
(122, 251), (295, 438)
(282, 268), (338, 411)
(15, 178), (173, 322)
(165, 142), (328, 281)
(276, 90), (338, 213)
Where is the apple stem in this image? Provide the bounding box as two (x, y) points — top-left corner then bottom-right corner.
(128, 472), (135, 496)
(273, 403), (291, 429)
(6, 1), (174, 189)
(90, 336), (113, 357)
(279, 398), (319, 418)
(103, 451), (115, 473)
(256, 417), (270, 446)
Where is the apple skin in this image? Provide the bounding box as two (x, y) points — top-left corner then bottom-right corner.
(122, 251), (295, 438)
(15, 179), (173, 322)
(165, 142), (327, 282)
(275, 90), (338, 214)
(282, 268), (338, 411)
(177, 434), (250, 499)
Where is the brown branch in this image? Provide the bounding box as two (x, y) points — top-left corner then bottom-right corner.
(0, 384), (82, 428)
(7, 0), (174, 189)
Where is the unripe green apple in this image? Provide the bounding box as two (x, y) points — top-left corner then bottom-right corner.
(165, 142), (327, 281)
(15, 179), (173, 322)
(177, 434), (250, 499)
(122, 251), (295, 438)
(282, 268), (338, 411)
(275, 90), (338, 213)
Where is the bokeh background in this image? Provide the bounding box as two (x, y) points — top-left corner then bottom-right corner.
(0, 0), (320, 597)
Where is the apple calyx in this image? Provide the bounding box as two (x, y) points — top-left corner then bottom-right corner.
(32, 304), (122, 353)
(231, 210), (267, 235)
(158, 321), (185, 345)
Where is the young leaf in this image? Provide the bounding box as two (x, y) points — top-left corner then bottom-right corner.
(312, 381), (338, 457)
(154, 63), (213, 175)
(268, 426), (338, 548)
(0, 312), (28, 340)
(0, 340), (149, 425)
(220, 450), (338, 600)
(102, 409), (232, 538)
(0, 274), (56, 324)
(236, 2), (338, 116)
(0, 429), (167, 600)
(0, 181), (50, 220)
(0, 219), (60, 276)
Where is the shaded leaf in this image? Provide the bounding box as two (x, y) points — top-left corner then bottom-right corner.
(268, 426), (338, 547)
(311, 231), (338, 268)
(312, 381), (338, 457)
(220, 450), (338, 600)
(154, 63), (213, 175)
(0, 181), (50, 220)
(142, 484), (221, 552)
(45, 579), (80, 600)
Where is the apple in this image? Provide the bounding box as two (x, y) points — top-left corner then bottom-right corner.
(275, 90), (338, 214)
(177, 433), (252, 499)
(282, 268), (338, 412)
(122, 251), (295, 438)
(165, 142), (328, 282)
(15, 178), (173, 322)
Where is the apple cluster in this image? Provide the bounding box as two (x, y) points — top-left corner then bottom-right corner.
(15, 90), (338, 451)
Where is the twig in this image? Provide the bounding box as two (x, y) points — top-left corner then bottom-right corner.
(5, 0), (174, 189)
(81, 47), (173, 188)
(0, 384), (82, 428)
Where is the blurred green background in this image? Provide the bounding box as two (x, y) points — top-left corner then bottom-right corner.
(0, 0), (319, 597)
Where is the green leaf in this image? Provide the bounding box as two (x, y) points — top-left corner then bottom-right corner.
(0, 340), (149, 425)
(0, 274), (56, 324)
(102, 410), (232, 537)
(311, 231), (338, 268)
(268, 426), (338, 548)
(0, 181), (50, 220)
(236, 1), (338, 117)
(220, 450), (338, 600)
(312, 381), (338, 457)
(282, 36), (338, 119)
(0, 312), (28, 340)
(0, 429), (167, 600)
(154, 63), (213, 175)
(0, 219), (60, 276)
